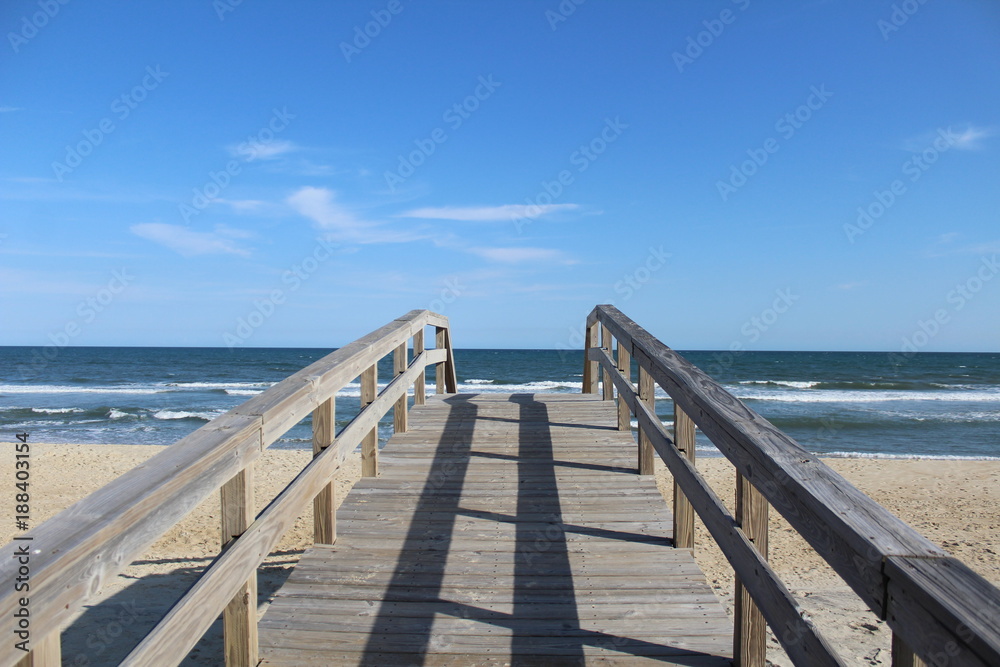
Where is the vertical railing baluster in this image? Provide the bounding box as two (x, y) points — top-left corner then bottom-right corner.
(361, 364), (378, 476)
(435, 327), (446, 394)
(584, 318), (599, 394)
(601, 324), (614, 401)
(637, 366), (655, 475)
(735, 472), (769, 667)
(16, 632), (61, 667)
(891, 634), (926, 667)
(394, 342), (408, 433)
(616, 340), (631, 432)
(414, 329), (426, 405)
(312, 397), (336, 545)
(220, 467), (257, 667)
(673, 405), (696, 549)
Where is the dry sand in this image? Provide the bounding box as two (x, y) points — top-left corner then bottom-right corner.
(2, 442), (998, 666)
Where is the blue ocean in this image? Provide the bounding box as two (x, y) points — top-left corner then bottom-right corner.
(1, 347), (998, 459)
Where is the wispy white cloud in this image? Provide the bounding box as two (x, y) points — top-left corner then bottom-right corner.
(0, 106), (23, 113)
(834, 281), (866, 291)
(286, 187), (374, 238)
(399, 203), (580, 222)
(286, 186), (428, 244)
(130, 223), (252, 257)
(468, 246), (570, 264)
(228, 139), (299, 160)
(215, 198), (267, 213)
(949, 125), (995, 150)
(902, 124), (996, 152)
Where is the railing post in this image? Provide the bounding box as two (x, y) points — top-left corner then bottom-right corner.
(413, 328), (426, 405)
(433, 325), (458, 394)
(584, 319), (599, 394)
(673, 405), (696, 550)
(394, 342), (408, 433)
(891, 635), (926, 667)
(16, 633), (61, 666)
(435, 327), (446, 394)
(220, 467), (258, 667)
(312, 397), (336, 545)
(734, 472), (769, 667)
(616, 340), (631, 432)
(601, 324), (614, 401)
(637, 366), (655, 475)
(361, 364), (378, 476)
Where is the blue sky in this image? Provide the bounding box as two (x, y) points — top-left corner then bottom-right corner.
(2, 0), (998, 351)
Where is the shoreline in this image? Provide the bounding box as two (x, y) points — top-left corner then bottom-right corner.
(3, 443), (998, 665)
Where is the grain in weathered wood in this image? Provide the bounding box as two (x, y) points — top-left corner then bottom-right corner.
(584, 320), (599, 393)
(601, 323), (615, 401)
(220, 467), (257, 667)
(0, 412), (262, 662)
(674, 404), (697, 551)
(891, 634), (926, 667)
(258, 392), (732, 665)
(593, 304), (947, 619)
(413, 328), (426, 405)
(16, 632), (60, 667)
(617, 341), (632, 431)
(591, 346), (842, 666)
(734, 471), (769, 667)
(884, 556), (1000, 667)
(638, 365), (655, 475)
(121, 349), (434, 665)
(360, 364), (378, 477)
(393, 342), (408, 433)
(311, 397), (336, 545)
(593, 305), (1000, 665)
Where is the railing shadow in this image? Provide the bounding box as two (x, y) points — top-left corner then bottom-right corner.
(58, 552), (299, 665)
(360, 393), (478, 663)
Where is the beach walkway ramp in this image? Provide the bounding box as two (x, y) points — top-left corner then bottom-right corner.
(257, 392), (731, 665)
(4, 307), (1000, 667)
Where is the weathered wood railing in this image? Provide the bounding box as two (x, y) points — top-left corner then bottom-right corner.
(0, 310), (457, 667)
(585, 304), (1000, 667)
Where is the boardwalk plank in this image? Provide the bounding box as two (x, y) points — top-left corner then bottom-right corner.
(258, 393), (731, 665)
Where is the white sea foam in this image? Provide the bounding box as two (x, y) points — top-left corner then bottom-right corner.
(153, 409), (224, 421)
(738, 380), (821, 389)
(0, 384), (162, 395)
(165, 381), (274, 390)
(733, 387), (1000, 403)
(107, 408), (133, 420)
(31, 407), (84, 414)
(225, 389), (264, 396)
(824, 451), (1000, 461)
(465, 379), (494, 385)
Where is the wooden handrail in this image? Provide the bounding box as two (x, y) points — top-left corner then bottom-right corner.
(0, 310), (457, 667)
(586, 304), (1000, 667)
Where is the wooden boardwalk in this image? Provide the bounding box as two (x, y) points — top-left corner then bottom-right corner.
(258, 393), (732, 665)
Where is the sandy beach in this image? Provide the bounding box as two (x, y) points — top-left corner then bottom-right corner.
(2, 442), (998, 666)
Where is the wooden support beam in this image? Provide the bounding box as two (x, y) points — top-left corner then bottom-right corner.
(601, 324), (614, 401)
(616, 342), (631, 432)
(673, 405), (696, 550)
(220, 467), (258, 667)
(735, 471), (769, 667)
(311, 398), (336, 545)
(435, 328), (447, 395)
(891, 634), (926, 667)
(637, 366), (655, 475)
(583, 321), (599, 394)
(361, 365), (378, 477)
(413, 329), (425, 405)
(393, 342), (408, 433)
(16, 632), (61, 667)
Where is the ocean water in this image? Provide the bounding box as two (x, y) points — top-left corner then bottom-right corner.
(1, 347), (998, 459)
